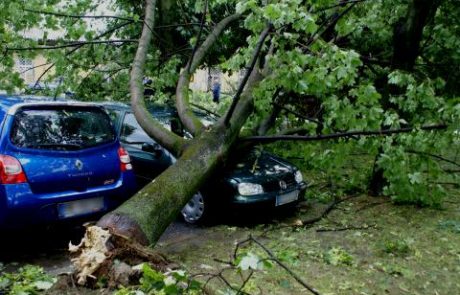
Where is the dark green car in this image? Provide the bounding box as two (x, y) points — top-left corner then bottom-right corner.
(102, 103), (307, 223)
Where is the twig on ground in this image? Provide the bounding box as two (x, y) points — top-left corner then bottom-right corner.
(316, 224), (378, 232)
(248, 236), (321, 295)
(195, 267), (252, 295)
(233, 237), (252, 260)
(258, 195), (358, 237)
(301, 195), (357, 226)
(237, 271), (254, 294)
(213, 258), (234, 266)
(444, 200), (460, 204)
(355, 200), (390, 212)
(196, 196), (361, 294)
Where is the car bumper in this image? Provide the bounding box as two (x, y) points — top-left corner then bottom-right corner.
(0, 172), (136, 228)
(230, 182), (307, 206)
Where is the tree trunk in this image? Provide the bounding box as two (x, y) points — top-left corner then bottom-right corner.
(392, 0), (439, 70)
(98, 124), (234, 244)
(72, 0), (262, 280)
(97, 63), (262, 245)
(369, 0), (440, 195)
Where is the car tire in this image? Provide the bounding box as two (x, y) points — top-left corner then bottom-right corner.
(181, 192), (211, 224)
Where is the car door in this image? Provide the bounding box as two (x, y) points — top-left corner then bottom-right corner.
(119, 112), (173, 187)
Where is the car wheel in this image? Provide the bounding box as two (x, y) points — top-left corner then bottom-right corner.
(181, 192), (206, 224)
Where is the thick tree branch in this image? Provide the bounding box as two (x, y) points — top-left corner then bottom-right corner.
(406, 150), (460, 167)
(392, 0), (440, 70)
(187, 0), (208, 73)
(25, 8), (209, 30)
(129, 0), (186, 155)
(241, 124), (447, 144)
(224, 24), (273, 126)
(29, 21), (133, 88)
(253, 90), (282, 136)
(19, 62), (52, 74)
(274, 102), (321, 125)
(176, 13), (241, 136)
(7, 39), (137, 51)
(154, 22), (209, 29)
(31, 64), (55, 90)
(190, 102), (221, 118)
(313, 0), (370, 12)
(23, 8), (135, 21)
(306, 2), (358, 47)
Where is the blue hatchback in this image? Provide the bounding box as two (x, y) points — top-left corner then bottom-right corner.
(0, 95), (137, 228)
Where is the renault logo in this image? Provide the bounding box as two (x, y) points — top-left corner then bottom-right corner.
(279, 180), (287, 190)
(75, 159), (84, 171)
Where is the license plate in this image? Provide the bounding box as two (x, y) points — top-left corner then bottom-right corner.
(276, 190), (299, 206)
(58, 197), (104, 218)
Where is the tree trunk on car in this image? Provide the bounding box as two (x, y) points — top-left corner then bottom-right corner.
(94, 0), (264, 245)
(97, 114), (253, 244)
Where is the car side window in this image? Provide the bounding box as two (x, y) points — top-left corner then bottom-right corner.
(120, 113), (155, 145)
(106, 109), (122, 125)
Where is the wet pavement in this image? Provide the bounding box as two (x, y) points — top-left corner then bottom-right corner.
(0, 207), (297, 275)
(0, 225), (84, 275)
(0, 221), (208, 275)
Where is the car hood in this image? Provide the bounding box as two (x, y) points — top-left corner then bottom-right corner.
(225, 151), (296, 183)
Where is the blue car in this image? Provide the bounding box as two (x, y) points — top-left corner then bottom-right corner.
(0, 95), (137, 228)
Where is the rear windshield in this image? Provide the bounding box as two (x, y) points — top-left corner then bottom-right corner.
(10, 106), (116, 151)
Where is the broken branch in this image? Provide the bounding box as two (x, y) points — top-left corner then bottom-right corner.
(176, 13), (241, 136)
(241, 124), (447, 144)
(224, 24), (273, 126)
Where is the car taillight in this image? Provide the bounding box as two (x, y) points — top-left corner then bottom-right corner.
(118, 147), (132, 172)
(0, 155), (27, 184)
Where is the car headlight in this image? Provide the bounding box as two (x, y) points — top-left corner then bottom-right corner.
(237, 183), (264, 196)
(294, 170), (303, 183)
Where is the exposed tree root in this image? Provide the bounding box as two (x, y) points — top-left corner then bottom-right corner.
(68, 225), (170, 287)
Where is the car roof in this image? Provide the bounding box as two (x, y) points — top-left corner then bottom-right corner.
(0, 94), (102, 115)
(100, 101), (179, 117)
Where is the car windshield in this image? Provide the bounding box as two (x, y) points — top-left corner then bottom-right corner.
(10, 106), (115, 151)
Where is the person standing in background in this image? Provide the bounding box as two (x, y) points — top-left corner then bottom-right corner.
(211, 76), (221, 104)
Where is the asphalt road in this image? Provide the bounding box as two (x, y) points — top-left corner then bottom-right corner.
(0, 221), (208, 275)
(0, 206), (296, 275)
(0, 225), (84, 275)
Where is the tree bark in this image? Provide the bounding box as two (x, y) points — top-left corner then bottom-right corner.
(392, 0), (440, 70)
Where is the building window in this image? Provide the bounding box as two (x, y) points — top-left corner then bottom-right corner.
(15, 58), (35, 84)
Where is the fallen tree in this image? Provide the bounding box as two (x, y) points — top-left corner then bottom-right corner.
(1, 0), (458, 288)
(97, 0), (271, 245)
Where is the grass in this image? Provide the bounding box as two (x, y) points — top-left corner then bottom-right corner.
(155, 192), (460, 294)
